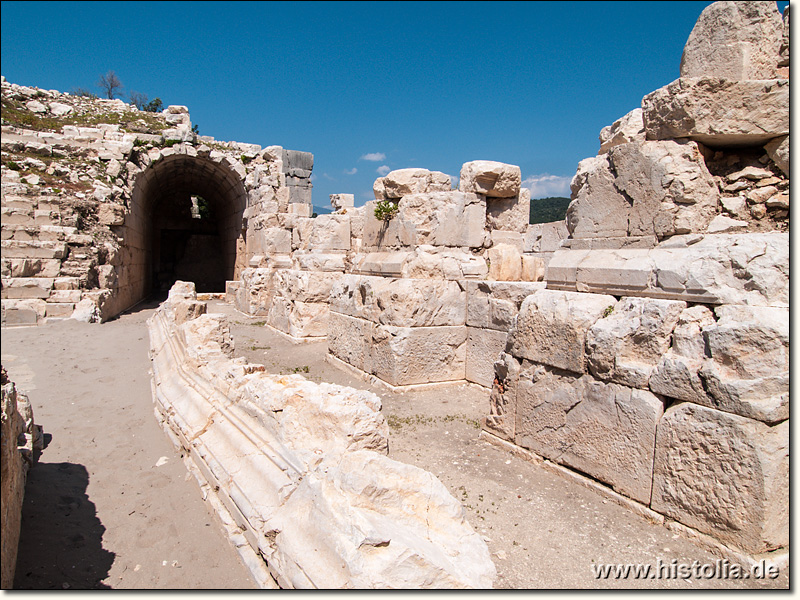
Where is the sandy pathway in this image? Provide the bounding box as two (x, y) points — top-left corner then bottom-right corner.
(2, 304), (255, 589)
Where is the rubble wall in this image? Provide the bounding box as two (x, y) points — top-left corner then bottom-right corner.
(148, 282), (496, 589)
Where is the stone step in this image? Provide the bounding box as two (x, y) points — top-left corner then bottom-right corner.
(0, 240), (68, 259)
(0, 277), (54, 299)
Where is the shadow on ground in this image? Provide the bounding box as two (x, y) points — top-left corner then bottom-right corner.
(13, 462), (114, 589)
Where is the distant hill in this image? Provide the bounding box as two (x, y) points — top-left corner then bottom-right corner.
(529, 196), (571, 225)
(312, 205), (333, 216)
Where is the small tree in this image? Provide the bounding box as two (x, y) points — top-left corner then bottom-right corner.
(98, 70), (123, 99)
(144, 97), (163, 113)
(129, 90), (149, 110)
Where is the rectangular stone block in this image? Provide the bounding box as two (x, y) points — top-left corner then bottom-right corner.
(1, 240), (68, 259)
(486, 189), (529, 233)
(466, 281), (545, 329)
(466, 327), (508, 388)
(1, 277), (54, 299)
(293, 252), (347, 273)
(509, 289), (617, 374)
(44, 302), (75, 318)
(327, 312), (374, 373)
(370, 325), (466, 386)
(651, 403), (788, 554)
(398, 191), (486, 248)
(515, 365), (663, 504)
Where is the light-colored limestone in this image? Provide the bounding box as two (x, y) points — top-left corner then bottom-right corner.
(566, 155), (630, 239)
(398, 191), (486, 248)
(763, 135), (789, 176)
(508, 290), (617, 374)
(651, 403), (788, 555)
(514, 364), (663, 504)
(680, 1), (784, 80)
(466, 327), (508, 388)
(598, 108), (645, 154)
(458, 161), (521, 198)
(642, 78), (789, 146)
(485, 188), (530, 233)
(586, 297), (686, 389)
(381, 168), (452, 199)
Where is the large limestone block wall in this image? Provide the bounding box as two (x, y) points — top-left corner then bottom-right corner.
(1, 366), (39, 589)
(484, 0), (789, 557)
(148, 282), (496, 588)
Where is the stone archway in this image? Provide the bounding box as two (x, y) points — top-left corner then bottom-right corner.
(124, 153), (248, 303)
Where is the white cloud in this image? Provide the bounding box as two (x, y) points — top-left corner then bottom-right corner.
(521, 174), (572, 198)
(376, 165), (391, 176)
(361, 152), (386, 162)
(322, 172), (336, 181)
(448, 174), (459, 188)
(344, 167), (357, 175)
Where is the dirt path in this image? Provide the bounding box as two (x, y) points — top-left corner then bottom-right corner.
(1, 299), (788, 589)
(2, 303), (255, 589)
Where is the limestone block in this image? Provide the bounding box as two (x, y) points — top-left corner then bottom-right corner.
(329, 193), (354, 211)
(466, 328), (508, 388)
(287, 301), (329, 338)
(1, 240), (68, 259)
(1, 299), (46, 324)
(521, 256), (546, 282)
(515, 365), (663, 504)
(353, 251), (409, 277)
(269, 450), (495, 588)
(484, 353), (520, 441)
(642, 78), (789, 146)
(651, 403), (788, 554)
(524, 221), (568, 253)
(373, 177), (387, 200)
(70, 298), (101, 323)
(1, 277), (54, 299)
(47, 289), (82, 304)
(566, 155), (629, 239)
(327, 312), (374, 373)
(1, 258), (60, 278)
(509, 290), (616, 374)
(649, 305), (716, 405)
(490, 231), (523, 252)
(598, 108), (645, 154)
(293, 252), (346, 273)
(362, 201), (415, 248)
(586, 297), (686, 389)
(465, 281), (545, 330)
(381, 168), (452, 199)
(485, 189), (530, 233)
(608, 140), (719, 238)
(487, 244), (521, 281)
(459, 161), (521, 198)
(764, 135), (789, 176)
(398, 191), (486, 248)
(547, 233), (789, 307)
(253, 227), (292, 254)
(370, 325), (467, 386)
(329, 276), (466, 327)
(697, 305), (788, 424)
(97, 203), (125, 226)
(680, 1), (784, 80)
(44, 302), (75, 318)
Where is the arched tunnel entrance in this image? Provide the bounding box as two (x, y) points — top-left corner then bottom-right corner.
(127, 154), (248, 303)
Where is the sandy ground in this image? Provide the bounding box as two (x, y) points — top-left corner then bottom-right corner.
(1, 298), (789, 589)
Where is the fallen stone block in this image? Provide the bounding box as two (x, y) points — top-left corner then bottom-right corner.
(514, 364), (663, 504)
(651, 402), (788, 555)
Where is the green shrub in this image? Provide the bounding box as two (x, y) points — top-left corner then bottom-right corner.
(374, 199), (399, 221)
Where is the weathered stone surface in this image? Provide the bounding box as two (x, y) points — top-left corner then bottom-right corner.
(465, 280), (544, 330)
(294, 214), (350, 251)
(586, 297), (686, 389)
(698, 305), (788, 424)
(509, 290), (617, 374)
(487, 244), (521, 281)
(680, 1), (784, 80)
(149, 289), (495, 587)
(566, 155), (630, 239)
(1, 367), (36, 589)
(370, 325), (467, 386)
(329, 193), (354, 211)
(598, 108), (645, 154)
(608, 140), (719, 238)
(362, 201), (415, 248)
(330, 275), (466, 327)
(515, 365), (663, 504)
(466, 327), (508, 388)
(327, 311), (374, 373)
(381, 168), (452, 199)
(459, 161), (521, 198)
(484, 353), (520, 441)
(524, 221), (568, 253)
(70, 298), (101, 323)
(398, 191), (486, 247)
(651, 403), (788, 554)
(485, 188), (530, 233)
(642, 78), (789, 146)
(764, 135), (789, 176)
(547, 233), (789, 307)
(649, 305), (715, 405)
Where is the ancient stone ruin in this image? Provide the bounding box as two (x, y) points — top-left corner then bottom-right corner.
(0, 0), (789, 589)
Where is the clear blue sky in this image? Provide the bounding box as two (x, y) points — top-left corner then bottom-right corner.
(1, 1), (788, 209)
